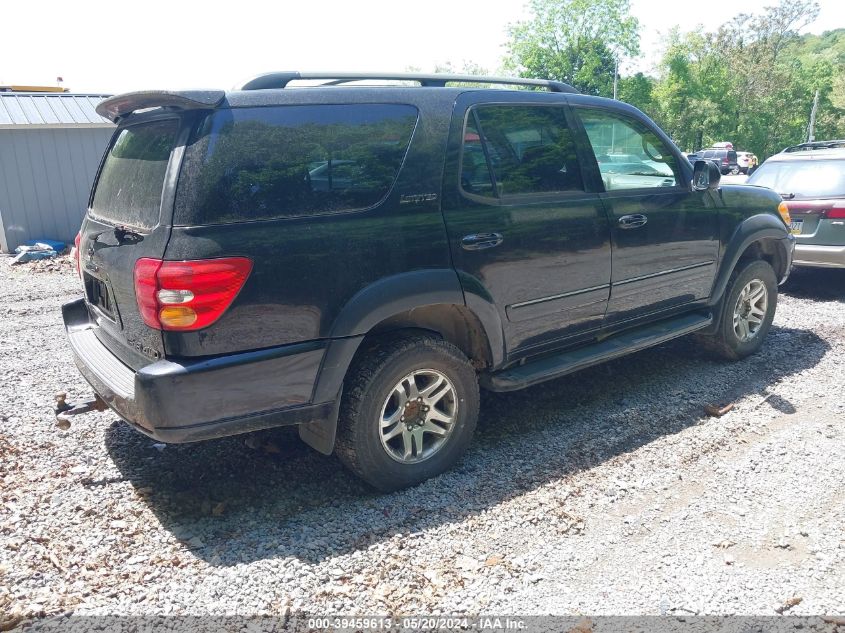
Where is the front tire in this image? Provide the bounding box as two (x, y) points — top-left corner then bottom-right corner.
(703, 259), (778, 360)
(335, 334), (479, 491)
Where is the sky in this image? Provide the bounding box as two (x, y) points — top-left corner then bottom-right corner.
(2, 0), (843, 95)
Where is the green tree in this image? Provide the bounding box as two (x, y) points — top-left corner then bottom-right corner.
(504, 0), (639, 96)
(617, 72), (656, 115)
(646, 0), (842, 157)
(651, 29), (736, 151)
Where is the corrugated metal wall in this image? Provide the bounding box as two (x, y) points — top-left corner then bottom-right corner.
(0, 127), (113, 252)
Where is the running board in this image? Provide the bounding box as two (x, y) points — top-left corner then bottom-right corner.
(482, 312), (712, 392)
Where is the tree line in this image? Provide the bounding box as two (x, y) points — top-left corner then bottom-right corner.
(444, 0), (844, 159)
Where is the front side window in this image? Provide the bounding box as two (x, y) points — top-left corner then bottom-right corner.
(91, 119), (179, 229)
(175, 104), (418, 224)
(578, 109), (680, 192)
(460, 105), (584, 198)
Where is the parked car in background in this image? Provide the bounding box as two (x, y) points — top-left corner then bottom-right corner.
(697, 148), (739, 175)
(747, 140), (845, 268)
(63, 72), (793, 491)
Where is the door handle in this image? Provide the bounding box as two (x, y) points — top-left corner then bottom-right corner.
(618, 214), (648, 229)
(461, 232), (504, 251)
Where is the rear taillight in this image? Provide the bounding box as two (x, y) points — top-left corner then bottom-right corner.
(134, 257), (252, 331)
(777, 202), (791, 226)
(827, 203), (845, 219)
(73, 232), (81, 278)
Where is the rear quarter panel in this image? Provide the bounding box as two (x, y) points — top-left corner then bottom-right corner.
(162, 103), (455, 357)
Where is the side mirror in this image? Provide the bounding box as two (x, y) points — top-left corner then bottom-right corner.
(692, 159), (722, 191)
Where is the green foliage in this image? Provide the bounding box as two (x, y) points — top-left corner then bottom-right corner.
(648, 1), (845, 157)
(498, 0), (843, 159)
(504, 0), (639, 96)
(617, 72), (656, 114)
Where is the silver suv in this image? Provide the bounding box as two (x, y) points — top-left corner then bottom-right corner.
(747, 141), (845, 268)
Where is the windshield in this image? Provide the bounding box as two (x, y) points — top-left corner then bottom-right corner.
(748, 159), (845, 199)
(90, 119), (179, 228)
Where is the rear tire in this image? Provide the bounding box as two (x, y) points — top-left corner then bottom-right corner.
(335, 333), (479, 492)
(701, 259), (778, 360)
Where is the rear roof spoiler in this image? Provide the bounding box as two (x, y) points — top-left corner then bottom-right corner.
(96, 90), (226, 123)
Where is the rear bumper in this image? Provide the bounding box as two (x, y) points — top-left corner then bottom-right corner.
(63, 298), (337, 443)
(793, 243), (845, 268)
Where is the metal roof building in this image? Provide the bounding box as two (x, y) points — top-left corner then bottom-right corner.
(0, 92), (114, 252)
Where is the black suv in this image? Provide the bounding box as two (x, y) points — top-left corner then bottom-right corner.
(64, 72), (794, 491)
(687, 148), (739, 175)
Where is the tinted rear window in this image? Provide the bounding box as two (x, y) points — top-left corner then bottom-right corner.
(461, 105), (585, 198)
(90, 119), (179, 229)
(748, 159), (845, 199)
(175, 104), (418, 224)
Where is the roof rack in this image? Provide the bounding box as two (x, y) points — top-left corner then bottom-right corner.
(783, 140), (845, 153)
(235, 71), (578, 94)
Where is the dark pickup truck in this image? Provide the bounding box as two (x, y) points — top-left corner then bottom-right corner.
(63, 72), (794, 490)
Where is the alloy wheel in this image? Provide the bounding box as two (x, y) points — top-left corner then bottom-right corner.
(379, 369), (458, 464)
(733, 279), (768, 342)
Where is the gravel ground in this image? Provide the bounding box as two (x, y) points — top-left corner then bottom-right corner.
(1, 256), (844, 626)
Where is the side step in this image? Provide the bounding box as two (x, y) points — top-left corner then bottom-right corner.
(482, 312), (712, 392)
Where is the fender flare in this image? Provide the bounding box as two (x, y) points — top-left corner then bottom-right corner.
(301, 269), (505, 455)
(329, 269), (466, 338)
(312, 268), (504, 402)
(709, 214), (791, 306)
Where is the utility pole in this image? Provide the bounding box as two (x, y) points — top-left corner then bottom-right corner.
(613, 55), (619, 100)
(807, 89), (819, 143)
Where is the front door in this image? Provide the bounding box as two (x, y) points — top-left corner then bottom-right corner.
(441, 96), (612, 358)
(573, 106), (720, 327)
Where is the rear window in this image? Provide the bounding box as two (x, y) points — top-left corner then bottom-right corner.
(175, 104), (418, 224)
(90, 119), (179, 229)
(461, 104), (585, 198)
(748, 159), (845, 199)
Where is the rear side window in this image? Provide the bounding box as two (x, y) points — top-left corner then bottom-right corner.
(748, 159), (845, 199)
(175, 104), (418, 224)
(90, 119), (179, 229)
(461, 105), (584, 198)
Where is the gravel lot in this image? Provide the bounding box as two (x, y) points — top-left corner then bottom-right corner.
(1, 255), (844, 626)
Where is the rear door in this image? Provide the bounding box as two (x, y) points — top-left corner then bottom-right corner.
(572, 105), (720, 326)
(441, 93), (612, 358)
(79, 115), (186, 369)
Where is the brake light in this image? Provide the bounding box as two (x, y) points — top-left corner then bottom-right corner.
(73, 232), (81, 277)
(134, 257), (252, 331)
(828, 202), (845, 219)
